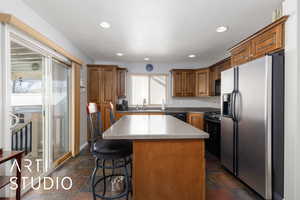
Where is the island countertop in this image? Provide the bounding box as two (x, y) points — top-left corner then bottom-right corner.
(102, 115), (209, 140)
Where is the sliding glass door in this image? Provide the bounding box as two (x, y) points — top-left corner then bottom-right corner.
(9, 40), (46, 179)
(51, 59), (71, 164)
(6, 34), (72, 189)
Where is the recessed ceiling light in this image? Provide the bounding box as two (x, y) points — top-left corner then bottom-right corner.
(216, 26), (228, 33)
(100, 22), (111, 29)
(188, 54), (196, 58)
(144, 57), (150, 61)
(116, 53), (124, 56)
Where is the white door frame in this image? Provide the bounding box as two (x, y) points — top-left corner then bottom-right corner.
(3, 24), (71, 171)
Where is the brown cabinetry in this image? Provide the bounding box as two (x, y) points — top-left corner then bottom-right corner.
(88, 65), (118, 131)
(88, 68), (101, 104)
(171, 70), (195, 97)
(195, 69), (210, 96)
(251, 24), (283, 59)
(231, 41), (251, 66)
(187, 113), (204, 130)
(210, 58), (231, 96)
(117, 68), (127, 98)
(185, 71), (196, 96)
(230, 16), (288, 67)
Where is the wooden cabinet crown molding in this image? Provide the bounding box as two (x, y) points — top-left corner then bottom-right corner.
(228, 16), (289, 52)
(228, 16), (288, 67)
(87, 64), (119, 69)
(0, 13), (83, 65)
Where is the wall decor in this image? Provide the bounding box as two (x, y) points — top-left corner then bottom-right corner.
(146, 64), (154, 72)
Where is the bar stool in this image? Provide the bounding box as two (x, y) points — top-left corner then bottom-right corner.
(87, 103), (132, 200)
(109, 102), (116, 125)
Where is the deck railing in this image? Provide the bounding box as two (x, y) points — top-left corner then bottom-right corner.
(11, 121), (32, 155)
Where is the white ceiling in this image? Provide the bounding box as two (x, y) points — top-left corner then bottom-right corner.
(24, 0), (282, 66)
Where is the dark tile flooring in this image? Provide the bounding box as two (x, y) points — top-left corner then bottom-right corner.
(6, 147), (262, 200)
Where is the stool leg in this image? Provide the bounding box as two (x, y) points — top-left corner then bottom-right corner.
(124, 158), (130, 200)
(102, 159), (107, 196)
(129, 157), (133, 195)
(111, 159), (115, 181)
(91, 158), (99, 200)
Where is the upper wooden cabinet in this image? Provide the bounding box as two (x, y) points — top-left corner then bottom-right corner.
(231, 41), (251, 66)
(117, 68), (127, 98)
(195, 69), (210, 97)
(209, 58), (231, 96)
(185, 71), (196, 96)
(251, 24), (284, 59)
(230, 16), (288, 66)
(171, 70), (195, 97)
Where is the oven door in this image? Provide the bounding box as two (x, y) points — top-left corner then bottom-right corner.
(205, 118), (221, 158)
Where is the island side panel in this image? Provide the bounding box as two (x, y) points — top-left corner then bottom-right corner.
(133, 140), (205, 200)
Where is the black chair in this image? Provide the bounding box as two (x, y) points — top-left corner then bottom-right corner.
(88, 111), (132, 200)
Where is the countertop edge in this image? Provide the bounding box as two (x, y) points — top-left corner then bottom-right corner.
(103, 134), (209, 140)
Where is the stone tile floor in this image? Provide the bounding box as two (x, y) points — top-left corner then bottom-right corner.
(2, 147), (262, 200)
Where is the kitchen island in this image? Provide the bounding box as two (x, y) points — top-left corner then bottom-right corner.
(103, 115), (209, 200)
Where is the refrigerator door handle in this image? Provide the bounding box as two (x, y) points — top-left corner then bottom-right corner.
(231, 91), (237, 121)
(235, 91), (241, 122)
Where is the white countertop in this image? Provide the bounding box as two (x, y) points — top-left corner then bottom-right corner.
(102, 115), (209, 140)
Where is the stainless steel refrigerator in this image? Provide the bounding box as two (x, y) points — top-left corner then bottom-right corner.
(221, 51), (284, 200)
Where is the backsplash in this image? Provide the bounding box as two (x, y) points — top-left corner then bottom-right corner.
(167, 96), (221, 108)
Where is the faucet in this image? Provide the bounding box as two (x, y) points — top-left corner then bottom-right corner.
(142, 98), (147, 110)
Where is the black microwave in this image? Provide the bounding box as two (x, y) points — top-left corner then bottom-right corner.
(215, 79), (221, 96)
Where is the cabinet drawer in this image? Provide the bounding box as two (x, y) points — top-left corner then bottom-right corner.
(251, 24), (283, 59)
(231, 42), (251, 66)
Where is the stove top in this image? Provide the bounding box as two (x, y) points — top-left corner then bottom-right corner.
(204, 111), (221, 122)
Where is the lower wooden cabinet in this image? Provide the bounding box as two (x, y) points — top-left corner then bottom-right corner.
(187, 113), (205, 130)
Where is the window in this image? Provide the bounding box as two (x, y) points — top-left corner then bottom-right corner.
(128, 74), (167, 106)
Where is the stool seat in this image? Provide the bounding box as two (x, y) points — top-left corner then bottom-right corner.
(92, 140), (132, 159)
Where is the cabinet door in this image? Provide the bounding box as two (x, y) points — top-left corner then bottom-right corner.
(101, 68), (116, 104)
(117, 69), (127, 98)
(185, 71), (196, 96)
(251, 24), (283, 59)
(219, 59), (232, 73)
(188, 113), (204, 130)
(88, 69), (100, 104)
(210, 66), (219, 96)
(172, 71), (184, 97)
(231, 42), (251, 66)
(101, 104), (112, 131)
(196, 69), (210, 96)
(116, 112), (126, 121)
